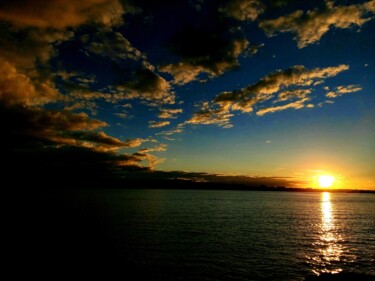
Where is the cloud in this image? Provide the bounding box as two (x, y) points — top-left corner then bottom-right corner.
(3, 105), (106, 138)
(149, 121), (170, 128)
(185, 101), (234, 128)
(114, 112), (132, 119)
(158, 108), (183, 119)
(256, 97), (309, 116)
(116, 68), (175, 104)
(63, 131), (147, 151)
(0, 0), (126, 29)
(0, 58), (61, 106)
(219, 0), (264, 21)
(83, 27), (145, 62)
(156, 127), (184, 136)
(138, 143), (168, 153)
(275, 89), (312, 103)
(0, 26), (74, 71)
(187, 64), (349, 127)
(1, 99), (162, 173)
(122, 152), (165, 169)
(326, 84), (363, 98)
(160, 63), (207, 85)
(161, 27), (249, 84)
(213, 64), (349, 112)
(259, 0), (375, 48)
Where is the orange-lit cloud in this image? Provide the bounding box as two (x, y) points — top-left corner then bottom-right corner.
(156, 127), (184, 136)
(139, 143), (168, 153)
(187, 64), (350, 126)
(0, 0), (126, 29)
(149, 121), (170, 128)
(326, 85), (363, 98)
(158, 108), (183, 119)
(259, 0), (375, 48)
(256, 97), (309, 116)
(185, 101), (233, 128)
(219, 0), (264, 21)
(0, 59), (61, 106)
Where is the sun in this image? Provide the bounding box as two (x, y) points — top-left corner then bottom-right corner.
(318, 175), (335, 188)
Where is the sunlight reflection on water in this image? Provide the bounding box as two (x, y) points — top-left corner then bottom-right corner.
(310, 192), (347, 275)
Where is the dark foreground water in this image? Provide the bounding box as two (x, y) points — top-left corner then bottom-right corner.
(11, 189), (375, 280)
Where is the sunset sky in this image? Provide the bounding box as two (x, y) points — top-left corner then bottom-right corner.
(1, 0), (374, 189)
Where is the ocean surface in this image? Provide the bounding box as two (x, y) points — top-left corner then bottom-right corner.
(13, 189), (375, 280)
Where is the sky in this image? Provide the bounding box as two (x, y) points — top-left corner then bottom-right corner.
(1, 0), (374, 189)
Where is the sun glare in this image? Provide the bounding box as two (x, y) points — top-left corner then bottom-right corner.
(318, 175), (335, 188)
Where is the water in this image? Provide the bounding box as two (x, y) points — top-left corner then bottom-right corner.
(14, 189), (375, 280)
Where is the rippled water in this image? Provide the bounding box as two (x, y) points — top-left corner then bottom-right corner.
(16, 189), (375, 280)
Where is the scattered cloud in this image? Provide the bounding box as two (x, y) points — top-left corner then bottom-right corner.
(123, 152), (165, 169)
(257, 97), (309, 116)
(158, 108), (183, 119)
(326, 84), (363, 98)
(259, 0), (375, 48)
(219, 0), (264, 21)
(149, 121), (170, 128)
(160, 63), (206, 85)
(114, 112), (132, 119)
(116, 68), (175, 104)
(83, 27), (145, 63)
(188, 64), (350, 126)
(138, 143), (168, 153)
(156, 127), (184, 136)
(186, 101), (234, 128)
(275, 89), (312, 103)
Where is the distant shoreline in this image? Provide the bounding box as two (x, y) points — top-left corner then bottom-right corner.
(33, 178), (375, 194)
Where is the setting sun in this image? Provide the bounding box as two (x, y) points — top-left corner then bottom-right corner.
(318, 175), (335, 188)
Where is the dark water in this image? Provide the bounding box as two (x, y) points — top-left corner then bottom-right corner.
(12, 190), (375, 280)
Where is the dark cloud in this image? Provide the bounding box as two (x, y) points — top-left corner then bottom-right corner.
(161, 28), (249, 84)
(83, 27), (145, 62)
(142, 0), (254, 84)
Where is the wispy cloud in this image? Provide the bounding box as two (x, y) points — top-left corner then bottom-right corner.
(149, 121), (170, 128)
(156, 127), (184, 136)
(138, 143), (168, 153)
(257, 98), (309, 116)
